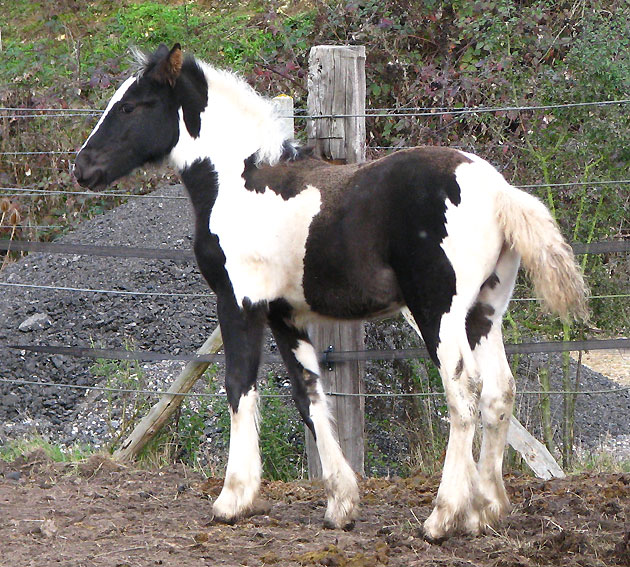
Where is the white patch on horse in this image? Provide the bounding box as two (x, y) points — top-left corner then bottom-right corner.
(79, 76), (137, 152)
(292, 339), (320, 375)
(212, 388), (261, 520)
(308, 382), (359, 528)
(169, 63), (286, 172)
(438, 157), (507, 377)
(210, 182), (322, 308)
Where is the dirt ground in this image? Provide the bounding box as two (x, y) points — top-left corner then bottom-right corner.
(1, 452), (629, 567)
(572, 347), (630, 386)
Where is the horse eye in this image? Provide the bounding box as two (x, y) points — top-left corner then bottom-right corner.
(120, 103), (135, 114)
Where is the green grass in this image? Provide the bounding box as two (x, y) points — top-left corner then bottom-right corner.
(569, 449), (630, 475)
(0, 436), (94, 464)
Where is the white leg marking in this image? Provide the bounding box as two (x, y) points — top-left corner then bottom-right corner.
(309, 384), (359, 529)
(292, 339), (359, 528)
(476, 326), (514, 527)
(292, 339), (320, 375)
(475, 247), (519, 527)
(424, 308), (483, 540)
(213, 389), (261, 521)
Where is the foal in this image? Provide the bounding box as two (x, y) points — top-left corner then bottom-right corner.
(74, 44), (587, 540)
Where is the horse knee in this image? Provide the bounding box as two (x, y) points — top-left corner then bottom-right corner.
(480, 374), (514, 428)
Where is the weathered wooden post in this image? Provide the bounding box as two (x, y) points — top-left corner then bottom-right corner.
(305, 45), (367, 478)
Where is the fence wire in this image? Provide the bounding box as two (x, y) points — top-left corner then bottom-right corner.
(2, 180), (630, 200)
(1, 375), (628, 400)
(0, 280), (628, 303)
(3, 97), (629, 120)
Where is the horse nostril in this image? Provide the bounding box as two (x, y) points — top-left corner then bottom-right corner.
(73, 152), (104, 189)
(73, 161), (83, 182)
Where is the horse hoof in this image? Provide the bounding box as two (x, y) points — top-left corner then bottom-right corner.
(211, 497), (272, 525)
(211, 512), (237, 525)
(323, 518), (356, 531)
(422, 529), (447, 545)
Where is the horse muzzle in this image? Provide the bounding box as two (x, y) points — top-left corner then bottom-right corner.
(73, 151), (107, 191)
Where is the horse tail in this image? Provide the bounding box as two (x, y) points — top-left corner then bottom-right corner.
(495, 185), (589, 321)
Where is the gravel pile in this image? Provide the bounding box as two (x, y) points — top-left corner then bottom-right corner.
(0, 184), (218, 447)
(1, 183), (629, 464)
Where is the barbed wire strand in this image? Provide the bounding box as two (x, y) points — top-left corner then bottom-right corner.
(0, 107), (98, 113)
(0, 186), (188, 199)
(0, 280), (627, 302)
(2, 225), (64, 230)
(0, 376), (627, 399)
(0, 281), (212, 298)
(0, 151), (76, 156)
(2, 98), (629, 119)
(2, 180), (630, 201)
(2, 113), (101, 119)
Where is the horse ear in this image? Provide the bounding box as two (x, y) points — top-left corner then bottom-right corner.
(151, 43), (183, 87)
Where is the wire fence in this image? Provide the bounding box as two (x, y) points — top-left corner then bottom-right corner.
(4, 180), (630, 200)
(0, 374), (628, 399)
(3, 97), (629, 118)
(2, 96), (629, 407)
(1, 234), (628, 403)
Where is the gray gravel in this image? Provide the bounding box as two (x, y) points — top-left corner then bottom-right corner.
(1, 183), (629, 467)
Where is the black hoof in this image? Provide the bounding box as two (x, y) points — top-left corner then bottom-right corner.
(323, 518), (356, 531)
(421, 529), (446, 545)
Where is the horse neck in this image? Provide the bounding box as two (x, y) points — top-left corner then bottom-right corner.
(169, 63), (287, 180)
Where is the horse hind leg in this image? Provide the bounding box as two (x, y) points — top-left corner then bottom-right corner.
(423, 306), (486, 540)
(268, 305), (359, 529)
(419, 249), (519, 539)
(401, 280), (484, 540)
(470, 247), (520, 529)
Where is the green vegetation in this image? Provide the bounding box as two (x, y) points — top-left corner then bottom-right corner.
(1, 0), (628, 476)
(90, 349), (153, 448)
(0, 436), (94, 463)
(88, 356), (305, 480)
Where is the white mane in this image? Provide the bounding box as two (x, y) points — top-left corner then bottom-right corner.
(170, 58), (290, 171)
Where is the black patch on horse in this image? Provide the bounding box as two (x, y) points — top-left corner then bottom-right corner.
(242, 144), (315, 200)
(174, 57), (208, 138)
(303, 147), (470, 363)
(267, 299), (317, 436)
(242, 141), (316, 201)
(180, 158), (231, 292)
(466, 302), (495, 349)
(482, 272), (500, 290)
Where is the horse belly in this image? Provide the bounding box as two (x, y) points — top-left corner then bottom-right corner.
(303, 254), (403, 320)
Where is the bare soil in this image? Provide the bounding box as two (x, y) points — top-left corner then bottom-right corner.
(572, 347), (630, 386)
(1, 451), (629, 567)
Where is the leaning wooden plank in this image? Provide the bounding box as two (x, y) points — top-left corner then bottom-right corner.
(400, 307), (565, 480)
(113, 325), (223, 462)
(507, 415), (565, 479)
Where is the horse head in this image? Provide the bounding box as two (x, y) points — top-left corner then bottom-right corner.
(74, 44), (184, 190)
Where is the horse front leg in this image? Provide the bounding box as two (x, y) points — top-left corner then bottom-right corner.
(211, 296), (267, 523)
(268, 303), (359, 529)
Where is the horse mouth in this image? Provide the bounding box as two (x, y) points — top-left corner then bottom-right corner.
(73, 162), (108, 192)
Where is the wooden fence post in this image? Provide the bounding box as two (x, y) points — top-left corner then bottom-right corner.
(305, 45), (367, 478)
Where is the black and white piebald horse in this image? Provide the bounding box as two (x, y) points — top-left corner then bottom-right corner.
(74, 44), (588, 539)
